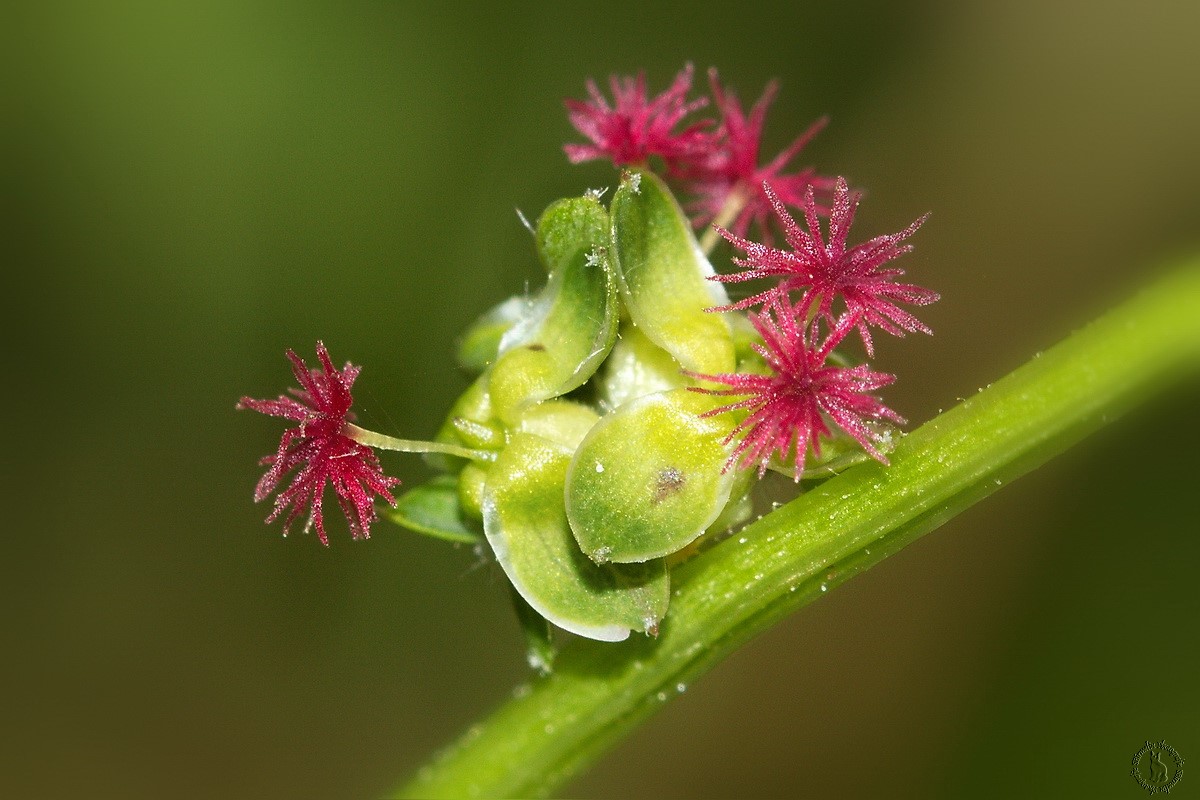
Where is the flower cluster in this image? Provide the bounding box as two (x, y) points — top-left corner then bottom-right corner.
(568, 65), (937, 480)
(238, 342), (400, 545)
(712, 178), (938, 355)
(241, 66), (936, 558)
(687, 303), (905, 480)
(689, 179), (936, 477)
(564, 64), (715, 168)
(565, 65), (834, 241)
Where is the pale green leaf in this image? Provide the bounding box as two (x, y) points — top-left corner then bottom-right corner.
(387, 476), (482, 544)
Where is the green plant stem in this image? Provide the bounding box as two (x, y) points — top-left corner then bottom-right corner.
(343, 424), (494, 462)
(698, 185), (749, 254)
(396, 262), (1200, 799)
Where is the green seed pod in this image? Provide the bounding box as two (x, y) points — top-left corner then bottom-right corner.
(565, 388), (736, 564)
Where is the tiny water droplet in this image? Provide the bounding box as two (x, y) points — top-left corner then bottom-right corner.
(754, 573), (763, 581)
(676, 683), (687, 693)
(595, 462), (605, 473)
(656, 691), (667, 702)
(738, 536), (748, 544)
(820, 583), (828, 592)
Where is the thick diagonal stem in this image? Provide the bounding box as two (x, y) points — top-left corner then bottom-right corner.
(396, 262), (1200, 799)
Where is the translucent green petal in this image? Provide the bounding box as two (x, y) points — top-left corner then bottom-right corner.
(431, 374), (498, 473)
(482, 432), (669, 641)
(598, 322), (689, 411)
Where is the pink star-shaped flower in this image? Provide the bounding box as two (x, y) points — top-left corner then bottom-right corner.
(687, 305), (904, 480)
(238, 342), (400, 545)
(564, 64), (715, 167)
(712, 177), (938, 355)
(676, 69), (836, 243)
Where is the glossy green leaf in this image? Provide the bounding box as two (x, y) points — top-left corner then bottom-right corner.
(566, 388), (737, 564)
(610, 170), (735, 375)
(387, 476), (483, 544)
(456, 296), (525, 373)
(482, 432), (669, 642)
(490, 195), (619, 424)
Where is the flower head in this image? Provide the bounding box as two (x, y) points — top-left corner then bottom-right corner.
(687, 305), (904, 480)
(564, 64), (715, 167)
(238, 342), (400, 545)
(713, 177), (938, 354)
(676, 69), (836, 242)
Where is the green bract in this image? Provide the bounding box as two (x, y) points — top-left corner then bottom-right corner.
(609, 170), (735, 375)
(389, 181), (756, 645)
(489, 195), (618, 424)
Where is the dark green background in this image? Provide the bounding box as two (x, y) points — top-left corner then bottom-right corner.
(6, 2), (1198, 798)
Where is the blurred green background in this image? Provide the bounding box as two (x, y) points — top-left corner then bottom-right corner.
(6, 1), (1198, 798)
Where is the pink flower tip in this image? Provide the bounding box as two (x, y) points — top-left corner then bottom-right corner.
(677, 69), (835, 242)
(238, 341), (400, 545)
(686, 307), (904, 480)
(563, 63), (716, 167)
(711, 177), (937, 355)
